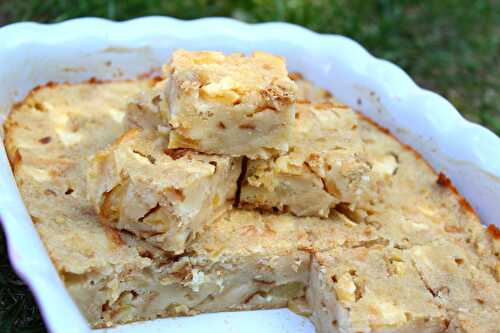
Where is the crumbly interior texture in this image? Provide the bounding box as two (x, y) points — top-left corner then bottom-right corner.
(3, 77), (499, 332)
(164, 50), (297, 159)
(86, 128), (241, 254)
(240, 100), (371, 217)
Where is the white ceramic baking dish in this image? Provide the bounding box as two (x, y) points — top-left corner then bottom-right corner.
(0, 16), (499, 333)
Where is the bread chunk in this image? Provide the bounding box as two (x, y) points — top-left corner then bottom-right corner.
(240, 101), (371, 217)
(164, 50), (297, 159)
(87, 128), (241, 254)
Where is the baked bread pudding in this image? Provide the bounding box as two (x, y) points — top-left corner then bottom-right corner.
(3, 50), (499, 333)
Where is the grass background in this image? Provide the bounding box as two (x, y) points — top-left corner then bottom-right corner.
(0, 0), (498, 332)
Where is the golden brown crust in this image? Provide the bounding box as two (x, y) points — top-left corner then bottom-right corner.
(487, 224), (500, 239)
(436, 172), (452, 187)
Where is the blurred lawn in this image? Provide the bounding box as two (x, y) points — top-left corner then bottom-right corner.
(0, 0), (499, 331)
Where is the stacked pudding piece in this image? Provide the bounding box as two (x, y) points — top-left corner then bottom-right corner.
(5, 50), (499, 333)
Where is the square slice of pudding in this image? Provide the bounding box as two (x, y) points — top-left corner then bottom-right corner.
(240, 101), (371, 217)
(87, 128), (241, 254)
(164, 50), (297, 159)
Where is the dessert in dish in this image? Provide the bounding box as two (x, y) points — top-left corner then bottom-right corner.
(3, 50), (499, 332)
(164, 50), (297, 159)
